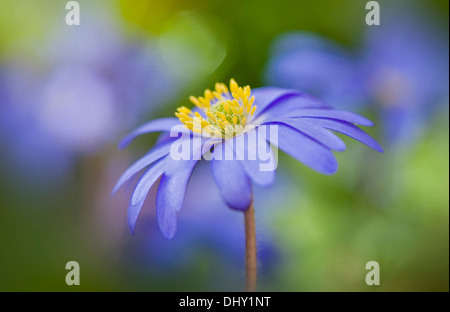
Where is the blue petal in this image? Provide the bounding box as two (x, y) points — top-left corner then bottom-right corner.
(211, 141), (252, 210)
(266, 118), (346, 151)
(128, 158), (166, 235)
(251, 87), (302, 116)
(284, 109), (375, 126)
(255, 91), (330, 114)
(269, 123), (338, 174)
(112, 140), (174, 195)
(163, 138), (214, 176)
(156, 159), (199, 239)
(301, 118), (384, 153)
(119, 118), (182, 149)
(235, 128), (276, 186)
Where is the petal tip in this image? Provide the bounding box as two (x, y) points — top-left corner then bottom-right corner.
(128, 222), (136, 236)
(376, 145), (384, 153)
(118, 139), (130, 150)
(162, 231), (176, 240)
(226, 198), (253, 211)
(159, 223), (177, 240)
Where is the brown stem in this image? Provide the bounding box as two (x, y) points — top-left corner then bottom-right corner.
(244, 202), (257, 292)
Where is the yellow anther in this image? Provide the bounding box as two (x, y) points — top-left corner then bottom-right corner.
(220, 113), (227, 122)
(207, 112), (217, 122)
(232, 116), (238, 124)
(177, 112), (190, 120)
(204, 89), (214, 100)
(194, 111), (202, 118)
(250, 105), (257, 116)
(230, 78), (239, 93)
(241, 117), (246, 125)
(237, 87), (244, 98)
(216, 119), (225, 129)
(231, 107), (238, 115)
(220, 83), (229, 93)
(199, 96), (210, 107)
(244, 86), (251, 97)
(246, 102), (252, 113)
(239, 106), (244, 115)
(177, 106), (192, 115)
(189, 96), (202, 108)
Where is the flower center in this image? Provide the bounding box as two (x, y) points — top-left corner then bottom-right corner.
(175, 79), (257, 138)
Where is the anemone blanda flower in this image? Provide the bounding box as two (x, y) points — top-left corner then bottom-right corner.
(113, 79), (383, 239)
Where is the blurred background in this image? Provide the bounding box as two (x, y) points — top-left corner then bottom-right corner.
(0, 0), (448, 291)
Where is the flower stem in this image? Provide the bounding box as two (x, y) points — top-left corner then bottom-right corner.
(244, 202), (257, 292)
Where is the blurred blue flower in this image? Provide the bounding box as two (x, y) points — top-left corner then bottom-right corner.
(0, 66), (74, 187)
(265, 11), (449, 145)
(113, 79), (382, 239)
(361, 10), (449, 145)
(0, 11), (177, 186)
(265, 32), (368, 110)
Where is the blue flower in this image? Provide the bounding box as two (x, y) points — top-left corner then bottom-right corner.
(113, 79), (382, 239)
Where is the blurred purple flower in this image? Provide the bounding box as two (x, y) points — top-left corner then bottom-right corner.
(0, 66), (73, 186)
(265, 33), (368, 110)
(361, 10), (449, 144)
(0, 11), (177, 185)
(113, 79), (382, 239)
(265, 11), (449, 145)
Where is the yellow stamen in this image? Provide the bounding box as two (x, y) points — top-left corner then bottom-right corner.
(177, 106), (192, 115)
(176, 78), (257, 137)
(230, 78), (239, 93)
(244, 86), (251, 97)
(189, 96), (202, 108)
